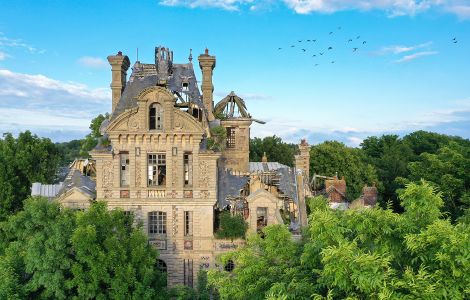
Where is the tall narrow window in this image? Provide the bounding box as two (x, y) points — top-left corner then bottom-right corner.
(120, 152), (130, 187)
(148, 154), (166, 186)
(184, 211), (193, 236)
(226, 127), (236, 148)
(149, 103), (163, 130)
(183, 152), (193, 186)
(148, 211), (167, 235)
(184, 259), (193, 287)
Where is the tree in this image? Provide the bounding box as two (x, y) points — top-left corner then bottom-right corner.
(208, 182), (470, 299)
(0, 198), (166, 299)
(406, 142), (470, 220)
(361, 134), (413, 210)
(310, 141), (379, 200)
(79, 113), (109, 158)
(0, 131), (61, 219)
(250, 136), (296, 167)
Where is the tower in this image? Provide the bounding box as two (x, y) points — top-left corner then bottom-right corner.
(295, 139), (310, 180)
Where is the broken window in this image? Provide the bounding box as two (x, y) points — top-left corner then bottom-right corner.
(256, 207), (268, 233)
(149, 103), (163, 130)
(120, 152), (130, 187)
(224, 259), (235, 272)
(156, 259), (167, 273)
(183, 152), (193, 186)
(226, 127), (236, 148)
(148, 154), (166, 186)
(148, 211), (167, 235)
(184, 211), (193, 236)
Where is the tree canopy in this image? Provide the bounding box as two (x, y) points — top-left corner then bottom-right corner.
(0, 131), (61, 219)
(0, 198), (166, 299)
(208, 181), (470, 299)
(249, 136), (297, 167)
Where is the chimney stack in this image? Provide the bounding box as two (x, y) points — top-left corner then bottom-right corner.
(198, 48), (216, 121)
(107, 52), (130, 113)
(295, 139), (310, 180)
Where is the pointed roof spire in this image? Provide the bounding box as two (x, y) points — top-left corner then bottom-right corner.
(262, 152), (268, 162)
(188, 48), (193, 63)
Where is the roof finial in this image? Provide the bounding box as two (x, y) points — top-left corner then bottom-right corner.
(189, 48), (193, 62)
(262, 152), (268, 163)
(205, 47), (209, 55)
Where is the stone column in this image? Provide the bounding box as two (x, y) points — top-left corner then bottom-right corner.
(107, 52), (130, 113)
(198, 49), (216, 121)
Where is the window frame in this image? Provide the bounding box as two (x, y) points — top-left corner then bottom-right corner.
(148, 211), (167, 236)
(148, 153), (166, 187)
(149, 103), (163, 130)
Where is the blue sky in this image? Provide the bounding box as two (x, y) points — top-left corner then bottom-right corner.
(0, 0), (469, 146)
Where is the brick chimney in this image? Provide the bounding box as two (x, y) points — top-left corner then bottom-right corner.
(107, 51), (130, 113)
(198, 48), (216, 121)
(295, 139), (310, 180)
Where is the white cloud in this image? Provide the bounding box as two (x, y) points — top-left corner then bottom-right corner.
(78, 56), (108, 69)
(0, 51), (6, 61)
(0, 32), (45, 54)
(0, 69), (110, 141)
(160, 0), (255, 10)
(394, 51), (438, 63)
(159, 0), (470, 19)
(378, 41), (432, 55)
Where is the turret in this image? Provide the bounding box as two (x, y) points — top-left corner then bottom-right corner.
(107, 51), (130, 113)
(295, 139), (310, 180)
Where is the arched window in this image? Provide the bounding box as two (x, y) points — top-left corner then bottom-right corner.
(224, 259), (235, 272)
(149, 103), (163, 130)
(156, 259), (167, 273)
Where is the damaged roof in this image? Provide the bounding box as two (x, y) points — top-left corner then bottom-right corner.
(217, 167), (249, 209)
(58, 169), (96, 199)
(111, 62), (203, 121)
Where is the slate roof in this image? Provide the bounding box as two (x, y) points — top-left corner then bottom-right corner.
(217, 167), (249, 209)
(57, 169), (96, 199)
(249, 162), (289, 173)
(111, 62), (203, 121)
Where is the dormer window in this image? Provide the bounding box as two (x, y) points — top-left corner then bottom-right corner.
(149, 103), (163, 130)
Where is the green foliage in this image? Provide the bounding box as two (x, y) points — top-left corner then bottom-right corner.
(56, 139), (82, 165)
(215, 211), (248, 241)
(209, 182), (470, 299)
(0, 197), (166, 299)
(196, 269), (211, 300)
(209, 225), (310, 300)
(310, 141), (379, 199)
(0, 131), (61, 219)
(249, 136), (296, 167)
(79, 113), (109, 158)
(207, 125), (227, 151)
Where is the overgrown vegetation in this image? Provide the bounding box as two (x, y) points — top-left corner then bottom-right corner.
(208, 181), (470, 299)
(207, 125), (227, 151)
(215, 211), (248, 241)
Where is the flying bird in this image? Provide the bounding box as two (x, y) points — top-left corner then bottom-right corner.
(312, 54), (316, 57)
(353, 48), (358, 52)
(363, 41), (367, 44)
(357, 36), (361, 39)
(329, 31), (333, 35)
(278, 47), (282, 50)
(454, 40), (458, 44)
(313, 39), (317, 42)
(338, 26), (342, 30)
(348, 39), (353, 42)
(298, 40), (302, 42)
(314, 64), (319, 66)
(291, 45), (295, 47)
(301, 49), (306, 52)
(331, 61), (335, 64)
(307, 39), (311, 42)
(319, 52), (324, 55)
(328, 46), (333, 50)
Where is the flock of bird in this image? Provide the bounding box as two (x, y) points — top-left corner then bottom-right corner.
(276, 27), (368, 67)
(277, 26), (460, 67)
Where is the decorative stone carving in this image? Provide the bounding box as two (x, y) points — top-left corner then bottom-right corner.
(199, 161), (209, 188)
(172, 205), (178, 236)
(200, 190), (210, 199)
(104, 190), (113, 199)
(128, 112), (141, 132)
(135, 156), (141, 187)
(102, 161), (113, 188)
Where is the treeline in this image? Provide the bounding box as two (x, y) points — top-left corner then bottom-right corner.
(250, 132), (470, 221)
